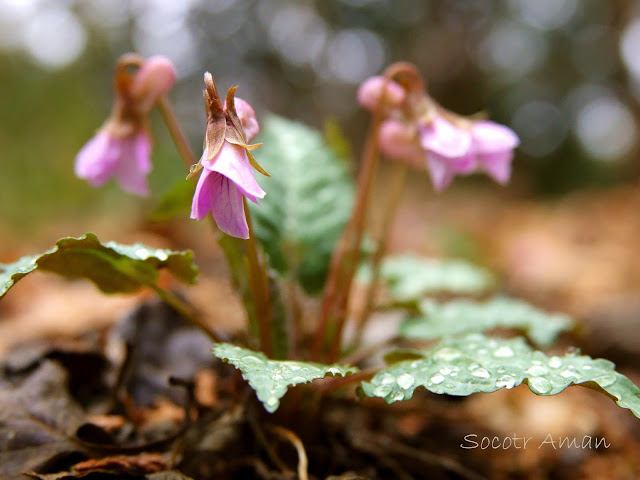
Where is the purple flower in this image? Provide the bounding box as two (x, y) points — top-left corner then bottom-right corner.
(358, 68), (519, 192)
(468, 121), (520, 185)
(75, 130), (151, 195)
(191, 141), (266, 238)
(380, 116), (519, 192)
(420, 117), (473, 191)
(75, 54), (176, 195)
(189, 72), (268, 239)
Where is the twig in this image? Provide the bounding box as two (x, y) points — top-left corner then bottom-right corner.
(247, 402), (292, 476)
(266, 425), (309, 480)
(375, 434), (488, 480)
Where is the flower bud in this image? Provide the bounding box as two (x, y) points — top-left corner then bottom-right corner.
(234, 97), (260, 142)
(130, 55), (176, 113)
(357, 76), (406, 112)
(379, 119), (423, 168)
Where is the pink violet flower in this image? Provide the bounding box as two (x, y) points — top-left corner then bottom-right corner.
(189, 72), (268, 239)
(75, 54), (176, 195)
(191, 141), (266, 238)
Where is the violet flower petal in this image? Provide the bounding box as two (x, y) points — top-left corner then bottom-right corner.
(113, 132), (152, 196)
(420, 117), (471, 158)
(471, 121), (520, 154)
(478, 150), (514, 185)
(191, 168), (215, 221)
(426, 154), (456, 192)
(74, 131), (121, 187)
(204, 141), (266, 200)
(209, 172), (250, 239)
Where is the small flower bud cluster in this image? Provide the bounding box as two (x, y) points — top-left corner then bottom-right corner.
(75, 54), (176, 195)
(358, 73), (519, 191)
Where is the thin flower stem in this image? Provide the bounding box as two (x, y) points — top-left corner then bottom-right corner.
(148, 283), (220, 342)
(311, 118), (381, 362)
(157, 96), (197, 169)
(351, 163), (408, 346)
(312, 63), (420, 363)
(244, 197), (273, 357)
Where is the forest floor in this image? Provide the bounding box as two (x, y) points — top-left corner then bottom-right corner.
(1, 180), (639, 479)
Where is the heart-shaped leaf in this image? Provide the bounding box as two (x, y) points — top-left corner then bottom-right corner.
(361, 334), (640, 418)
(213, 343), (357, 412)
(0, 233), (198, 299)
(401, 297), (573, 347)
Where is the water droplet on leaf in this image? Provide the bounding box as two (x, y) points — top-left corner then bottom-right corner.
(496, 374), (516, 389)
(493, 346), (514, 358)
(397, 373), (415, 389)
(528, 377), (552, 394)
(471, 368), (491, 379)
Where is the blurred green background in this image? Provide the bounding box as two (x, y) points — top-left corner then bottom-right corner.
(1, 0), (639, 232)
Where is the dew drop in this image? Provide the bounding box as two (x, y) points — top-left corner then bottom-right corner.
(526, 365), (548, 376)
(495, 374), (516, 389)
(434, 348), (462, 361)
(548, 356), (563, 369)
(471, 368), (491, 379)
(135, 248), (150, 259)
(493, 346), (514, 358)
(560, 369), (580, 379)
(290, 376), (307, 384)
(391, 391), (405, 402)
(265, 397), (279, 410)
(528, 377), (552, 394)
(242, 355), (263, 364)
(373, 384), (393, 397)
(594, 374), (616, 387)
(582, 365), (592, 370)
(430, 374), (445, 385)
(439, 366), (455, 376)
(397, 373), (415, 389)
(189, 164), (197, 173)
(379, 373), (396, 385)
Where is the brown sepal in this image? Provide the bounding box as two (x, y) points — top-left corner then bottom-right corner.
(247, 150), (270, 177)
(224, 86), (248, 141)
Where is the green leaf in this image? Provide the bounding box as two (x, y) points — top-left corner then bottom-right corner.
(0, 233), (198, 298)
(361, 334), (640, 419)
(148, 178), (196, 222)
(213, 343), (357, 412)
(359, 255), (495, 302)
(249, 114), (354, 294)
(401, 297), (573, 347)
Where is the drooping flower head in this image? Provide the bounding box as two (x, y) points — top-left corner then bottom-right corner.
(189, 72), (268, 239)
(358, 63), (519, 191)
(75, 53), (175, 195)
